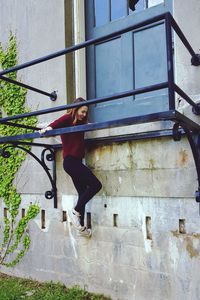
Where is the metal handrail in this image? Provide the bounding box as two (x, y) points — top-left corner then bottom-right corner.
(170, 16), (197, 59)
(1, 11), (200, 208)
(0, 75), (57, 100)
(0, 13), (166, 76)
(0, 12), (199, 128)
(0, 82), (168, 124)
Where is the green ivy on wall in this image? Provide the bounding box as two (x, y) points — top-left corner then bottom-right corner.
(0, 34), (40, 267)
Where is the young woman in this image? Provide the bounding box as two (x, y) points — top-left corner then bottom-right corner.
(40, 97), (102, 237)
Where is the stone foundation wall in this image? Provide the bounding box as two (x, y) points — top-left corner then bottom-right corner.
(1, 136), (200, 300)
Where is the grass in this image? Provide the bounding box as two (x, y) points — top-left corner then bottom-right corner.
(0, 273), (111, 300)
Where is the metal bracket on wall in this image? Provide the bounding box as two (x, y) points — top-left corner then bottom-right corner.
(173, 122), (200, 213)
(192, 102), (200, 115)
(0, 143), (57, 208)
(191, 53), (200, 67)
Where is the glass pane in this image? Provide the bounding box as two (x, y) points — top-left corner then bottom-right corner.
(129, 0), (146, 15)
(94, 0), (110, 27)
(111, 0), (127, 21)
(148, 0), (163, 8)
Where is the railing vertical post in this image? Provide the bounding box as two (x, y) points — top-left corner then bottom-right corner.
(52, 150), (57, 209)
(165, 13), (175, 110)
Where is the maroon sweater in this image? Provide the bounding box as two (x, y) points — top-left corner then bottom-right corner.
(49, 114), (85, 159)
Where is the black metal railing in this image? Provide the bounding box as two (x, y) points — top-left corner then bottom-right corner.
(0, 12), (199, 130)
(0, 12), (200, 209)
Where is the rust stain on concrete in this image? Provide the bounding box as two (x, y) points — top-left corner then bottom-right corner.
(192, 233), (200, 239)
(148, 159), (156, 170)
(171, 230), (179, 238)
(87, 143), (114, 156)
(178, 149), (189, 166)
(185, 236), (199, 258)
(171, 231), (199, 258)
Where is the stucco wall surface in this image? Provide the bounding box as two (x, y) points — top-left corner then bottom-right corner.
(173, 0), (200, 118)
(0, 0), (67, 194)
(0, 0), (67, 115)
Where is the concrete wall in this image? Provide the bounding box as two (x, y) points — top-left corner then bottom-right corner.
(0, 0), (67, 114)
(1, 175), (200, 300)
(1, 1), (200, 300)
(1, 135), (200, 300)
(0, 0), (67, 195)
(173, 0), (200, 119)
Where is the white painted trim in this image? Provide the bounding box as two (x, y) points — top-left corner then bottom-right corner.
(73, 0), (87, 99)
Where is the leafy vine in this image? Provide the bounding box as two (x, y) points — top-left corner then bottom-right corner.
(0, 34), (40, 267)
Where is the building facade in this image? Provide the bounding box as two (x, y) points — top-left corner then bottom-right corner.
(1, 1), (200, 299)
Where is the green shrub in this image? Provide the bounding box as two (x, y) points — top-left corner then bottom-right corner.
(0, 34), (40, 267)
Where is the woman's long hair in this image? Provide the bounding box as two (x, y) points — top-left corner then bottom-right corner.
(67, 97), (88, 124)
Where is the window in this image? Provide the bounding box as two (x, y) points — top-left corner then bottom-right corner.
(129, 0), (147, 14)
(111, 0), (128, 21)
(94, 0), (110, 27)
(94, 0), (148, 27)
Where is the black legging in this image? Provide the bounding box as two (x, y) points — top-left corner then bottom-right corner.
(63, 156), (102, 226)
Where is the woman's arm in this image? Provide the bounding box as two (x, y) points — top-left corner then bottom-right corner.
(39, 114), (71, 134)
